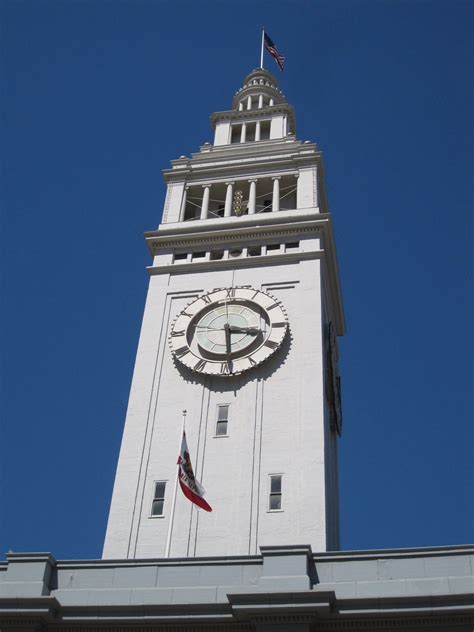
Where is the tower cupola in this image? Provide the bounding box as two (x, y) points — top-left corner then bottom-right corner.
(232, 68), (286, 111)
(211, 69), (295, 147)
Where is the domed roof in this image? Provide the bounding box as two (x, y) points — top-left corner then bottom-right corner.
(232, 68), (287, 109)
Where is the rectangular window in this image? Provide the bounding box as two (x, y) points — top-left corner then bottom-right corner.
(269, 475), (282, 511)
(266, 243), (281, 252)
(285, 242), (299, 251)
(173, 252), (188, 262)
(246, 123), (256, 142)
(260, 120), (271, 140)
(151, 481), (166, 516)
(216, 404), (229, 436)
(231, 125), (241, 144)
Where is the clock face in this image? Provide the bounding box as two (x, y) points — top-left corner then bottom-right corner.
(169, 287), (288, 377)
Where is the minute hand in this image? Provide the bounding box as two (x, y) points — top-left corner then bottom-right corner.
(228, 326), (260, 334)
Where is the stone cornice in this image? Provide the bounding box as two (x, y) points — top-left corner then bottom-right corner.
(210, 103), (295, 130)
(313, 543), (474, 561)
(1, 545), (472, 630)
(147, 223), (322, 250)
(146, 209), (326, 241)
(163, 140), (320, 183)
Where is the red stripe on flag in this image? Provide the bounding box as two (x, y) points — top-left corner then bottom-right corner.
(179, 476), (212, 512)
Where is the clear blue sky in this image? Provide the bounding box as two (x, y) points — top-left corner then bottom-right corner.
(1, 1), (472, 559)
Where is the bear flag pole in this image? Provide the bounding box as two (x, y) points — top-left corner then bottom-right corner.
(164, 410), (186, 558)
(165, 410), (212, 557)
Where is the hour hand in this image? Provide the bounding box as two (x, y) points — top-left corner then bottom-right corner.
(229, 326), (260, 334)
(224, 323), (232, 354)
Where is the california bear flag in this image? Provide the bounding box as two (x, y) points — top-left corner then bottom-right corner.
(177, 431), (212, 512)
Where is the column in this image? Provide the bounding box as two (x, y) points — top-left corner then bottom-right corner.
(258, 94), (263, 109)
(224, 182), (234, 217)
(179, 186), (188, 222)
(200, 184), (210, 219)
(272, 177), (280, 212)
(247, 95), (252, 110)
(240, 123), (247, 143)
(255, 121), (261, 142)
(248, 180), (257, 214)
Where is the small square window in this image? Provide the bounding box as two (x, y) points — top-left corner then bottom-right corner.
(248, 246), (261, 257)
(269, 475), (282, 511)
(192, 251), (206, 260)
(151, 481), (166, 516)
(174, 252), (188, 262)
(216, 404), (229, 436)
(285, 242), (299, 250)
(266, 243), (280, 252)
(210, 250), (224, 260)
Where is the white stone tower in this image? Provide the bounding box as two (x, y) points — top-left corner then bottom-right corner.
(103, 69), (345, 559)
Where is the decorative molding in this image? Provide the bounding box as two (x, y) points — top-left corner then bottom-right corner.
(312, 165), (318, 207)
(149, 226), (320, 250)
(312, 543), (474, 562)
(48, 625), (252, 632)
(162, 183), (173, 223)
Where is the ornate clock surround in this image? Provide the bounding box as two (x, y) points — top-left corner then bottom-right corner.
(169, 286), (288, 377)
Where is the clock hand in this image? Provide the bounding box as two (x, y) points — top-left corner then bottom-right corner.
(228, 326), (260, 334)
(224, 323), (231, 355)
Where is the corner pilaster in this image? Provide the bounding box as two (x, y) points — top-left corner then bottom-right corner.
(258, 544), (313, 591)
(0, 553), (55, 597)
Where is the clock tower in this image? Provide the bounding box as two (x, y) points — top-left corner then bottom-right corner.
(103, 69), (345, 559)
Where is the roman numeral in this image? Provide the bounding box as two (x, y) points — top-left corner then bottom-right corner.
(220, 362), (231, 375)
(264, 339), (279, 349)
(194, 359), (207, 371)
(267, 302), (281, 311)
(272, 322), (286, 327)
(248, 356), (256, 366)
(225, 287), (236, 298)
(201, 294), (212, 304)
(171, 330), (185, 337)
(251, 290), (260, 299)
(175, 346), (188, 357)
(181, 311), (192, 318)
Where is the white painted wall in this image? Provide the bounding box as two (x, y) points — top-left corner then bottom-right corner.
(270, 115), (286, 139)
(297, 167), (317, 210)
(104, 79), (342, 560)
(103, 254), (336, 559)
(162, 182), (186, 224)
(214, 122), (231, 146)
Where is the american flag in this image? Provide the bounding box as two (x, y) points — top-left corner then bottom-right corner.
(264, 32), (285, 71)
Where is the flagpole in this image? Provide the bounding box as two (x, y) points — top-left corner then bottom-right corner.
(260, 28), (265, 69)
(164, 409), (186, 558)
